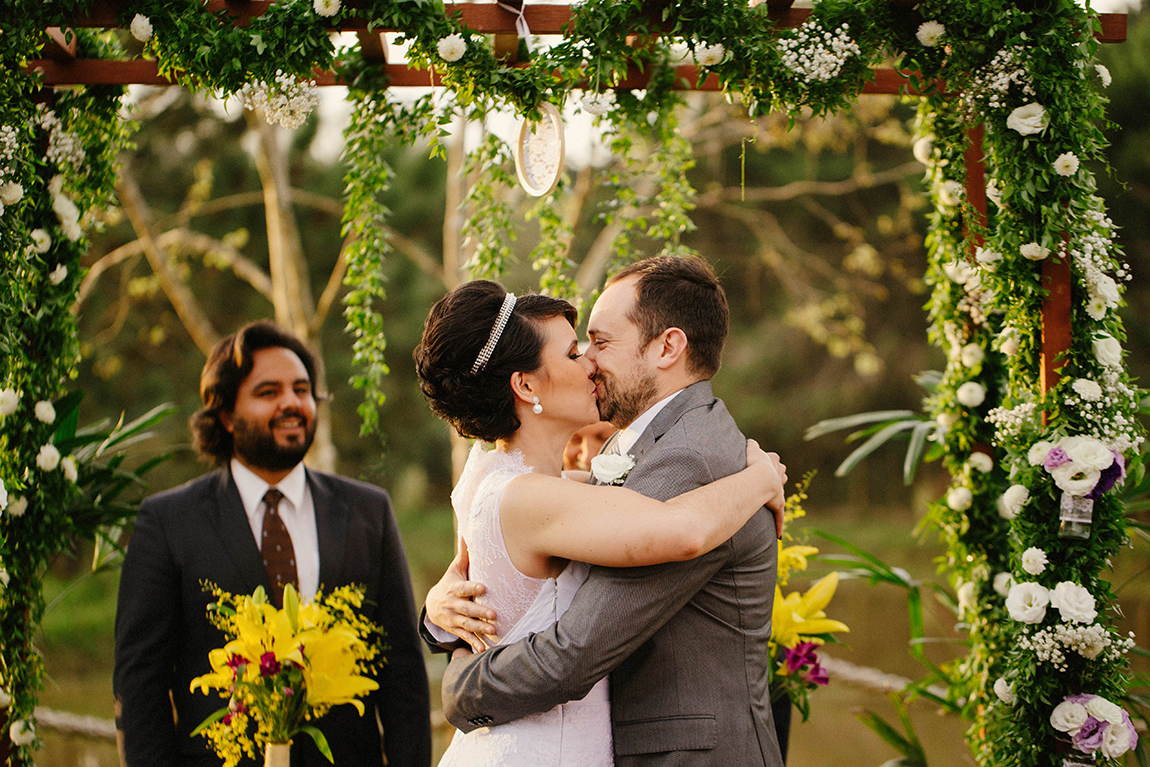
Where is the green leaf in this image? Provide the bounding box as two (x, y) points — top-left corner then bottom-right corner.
(804, 410), (917, 442)
(191, 707), (229, 736)
(297, 726), (334, 762)
(835, 420), (921, 477)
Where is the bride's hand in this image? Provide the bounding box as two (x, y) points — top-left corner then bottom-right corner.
(426, 539), (500, 652)
(746, 439), (787, 539)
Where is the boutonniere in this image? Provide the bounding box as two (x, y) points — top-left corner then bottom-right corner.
(590, 453), (635, 486)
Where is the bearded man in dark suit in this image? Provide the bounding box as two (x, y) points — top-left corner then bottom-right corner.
(114, 321), (431, 767)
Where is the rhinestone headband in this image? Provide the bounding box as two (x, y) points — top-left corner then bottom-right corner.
(471, 292), (517, 374)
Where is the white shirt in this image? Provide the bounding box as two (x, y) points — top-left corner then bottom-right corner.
(614, 388), (686, 455)
(230, 458), (320, 600)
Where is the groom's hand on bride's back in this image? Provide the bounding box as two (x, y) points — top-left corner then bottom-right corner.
(426, 538), (500, 652)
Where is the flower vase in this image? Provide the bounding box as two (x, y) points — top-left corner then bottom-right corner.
(264, 742), (291, 767)
(770, 695), (793, 764)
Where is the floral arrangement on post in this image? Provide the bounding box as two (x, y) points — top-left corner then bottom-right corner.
(189, 583), (383, 767)
(768, 476), (849, 721)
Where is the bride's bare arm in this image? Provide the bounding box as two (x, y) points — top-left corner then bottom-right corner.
(500, 440), (786, 569)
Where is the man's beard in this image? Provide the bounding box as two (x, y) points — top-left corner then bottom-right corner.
(231, 412), (316, 472)
(595, 368), (658, 428)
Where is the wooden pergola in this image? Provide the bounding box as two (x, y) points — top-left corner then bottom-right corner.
(24, 0), (1129, 402)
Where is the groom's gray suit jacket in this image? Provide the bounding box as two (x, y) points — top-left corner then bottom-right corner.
(441, 380), (784, 766)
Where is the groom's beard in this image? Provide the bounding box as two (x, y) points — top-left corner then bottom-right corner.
(595, 367), (657, 429)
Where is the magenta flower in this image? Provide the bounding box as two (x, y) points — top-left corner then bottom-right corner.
(1044, 447), (1071, 470)
(259, 651), (281, 677)
(805, 662), (829, 686)
(284, 687), (294, 697)
(784, 642), (820, 674)
(225, 653), (247, 677)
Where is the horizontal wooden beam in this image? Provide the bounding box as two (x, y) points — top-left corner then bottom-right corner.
(61, 1), (1127, 42)
(28, 58), (943, 95)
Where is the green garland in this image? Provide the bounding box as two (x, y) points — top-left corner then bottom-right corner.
(0, 1), (1139, 765)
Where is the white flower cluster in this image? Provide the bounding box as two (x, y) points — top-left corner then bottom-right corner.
(49, 174), (82, 242)
(37, 105), (86, 171)
(1062, 372), (1141, 451)
(778, 22), (860, 84)
(240, 71), (320, 130)
(0, 125), (21, 218)
(985, 402), (1038, 443)
(1030, 434), (1122, 497)
(941, 260), (996, 326)
(968, 46), (1035, 111)
(1067, 214), (1127, 322)
(1019, 624), (1131, 669)
(581, 91), (615, 116)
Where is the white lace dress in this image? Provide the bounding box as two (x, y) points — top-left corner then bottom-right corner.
(437, 443), (614, 767)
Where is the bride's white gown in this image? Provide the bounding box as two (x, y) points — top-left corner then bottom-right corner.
(437, 444), (614, 767)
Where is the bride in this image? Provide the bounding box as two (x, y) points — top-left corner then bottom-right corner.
(415, 280), (786, 767)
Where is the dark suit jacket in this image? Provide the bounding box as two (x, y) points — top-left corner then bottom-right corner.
(440, 381), (783, 766)
(114, 467), (431, 767)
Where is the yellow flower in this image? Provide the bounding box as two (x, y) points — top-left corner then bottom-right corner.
(771, 572), (850, 649)
(300, 626), (379, 713)
(777, 542), (820, 586)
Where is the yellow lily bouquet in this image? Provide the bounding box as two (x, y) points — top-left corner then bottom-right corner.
(771, 476), (849, 721)
(189, 583), (383, 766)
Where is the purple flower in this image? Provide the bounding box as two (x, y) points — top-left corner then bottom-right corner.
(784, 642), (820, 674)
(284, 687), (294, 697)
(1123, 711), (1140, 752)
(1065, 693), (1096, 705)
(259, 651), (281, 677)
(1073, 716), (1106, 753)
(1089, 452), (1126, 499)
(804, 662), (829, 686)
(1044, 447), (1071, 470)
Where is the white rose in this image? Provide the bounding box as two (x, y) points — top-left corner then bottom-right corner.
(975, 247), (1002, 270)
(942, 260), (976, 285)
(993, 677), (1016, 705)
(1095, 63), (1112, 87)
(0, 685), (10, 707)
(34, 400), (56, 424)
(1020, 242), (1050, 261)
(1084, 696), (1124, 725)
(1053, 152), (1080, 177)
(936, 412), (959, 429)
(0, 566), (7, 588)
(960, 343), (985, 367)
(1021, 547), (1047, 575)
(437, 33), (467, 63)
(694, 43), (726, 67)
(8, 719), (35, 746)
(36, 444), (61, 472)
(590, 453), (635, 485)
(916, 20), (945, 47)
(0, 388), (18, 417)
(912, 136), (934, 165)
(581, 92), (614, 116)
(1072, 378), (1103, 401)
(1100, 719), (1134, 759)
(938, 179), (964, 207)
(0, 478), (6, 511)
(61, 216), (82, 242)
(130, 13), (153, 42)
(61, 456), (78, 483)
(313, 0), (341, 16)
(993, 572), (1014, 597)
(947, 486), (973, 512)
(1028, 441), (1054, 467)
(1005, 581), (1049, 624)
(1007, 103), (1049, 136)
(999, 327), (1020, 356)
(999, 484), (1029, 520)
(30, 229), (51, 254)
(48, 174), (65, 197)
(986, 179), (1003, 207)
(49, 264), (68, 285)
(1050, 700), (1089, 734)
(0, 181), (23, 206)
(1093, 333), (1122, 369)
(956, 381), (986, 408)
(1091, 273), (1121, 307)
(8, 496), (27, 517)
(1064, 436), (1115, 471)
(1050, 462), (1101, 496)
(968, 452), (993, 473)
(1050, 581), (1098, 624)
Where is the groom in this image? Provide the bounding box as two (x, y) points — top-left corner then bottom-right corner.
(433, 256), (786, 766)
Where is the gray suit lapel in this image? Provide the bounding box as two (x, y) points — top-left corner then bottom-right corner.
(211, 468), (268, 592)
(310, 470), (349, 590)
(624, 381), (715, 476)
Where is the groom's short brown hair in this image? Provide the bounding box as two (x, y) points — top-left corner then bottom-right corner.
(609, 255), (728, 377)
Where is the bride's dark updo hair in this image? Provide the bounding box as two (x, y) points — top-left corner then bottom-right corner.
(416, 281), (577, 442)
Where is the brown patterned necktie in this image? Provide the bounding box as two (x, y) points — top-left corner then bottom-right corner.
(261, 488), (297, 608)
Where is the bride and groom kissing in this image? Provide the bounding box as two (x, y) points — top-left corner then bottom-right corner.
(416, 255), (789, 767)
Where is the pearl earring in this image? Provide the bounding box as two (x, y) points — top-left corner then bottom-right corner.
(531, 396), (543, 415)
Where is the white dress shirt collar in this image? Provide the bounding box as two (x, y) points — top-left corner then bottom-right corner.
(230, 458), (307, 516)
(616, 388), (685, 455)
